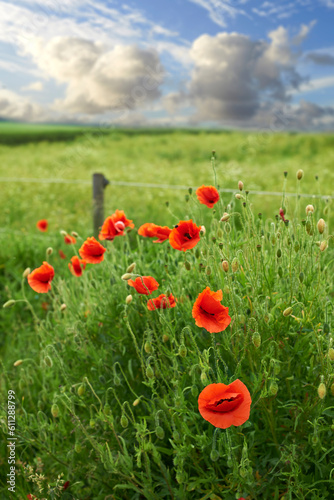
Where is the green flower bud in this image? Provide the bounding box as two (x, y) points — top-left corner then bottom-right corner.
(156, 426), (165, 440)
(146, 365), (154, 379)
(120, 414), (128, 428)
(51, 404), (59, 418)
(210, 449), (220, 461)
(252, 332), (261, 348)
(269, 381), (278, 396)
(179, 344), (187, 358)
(144, 341), (153, 353)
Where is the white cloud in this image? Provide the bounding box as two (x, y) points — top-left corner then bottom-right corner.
(187, 0), (247, 28)
(21, 81), (44, 91)
(24, 36), (165, 115)
(0, 88), (46, 121)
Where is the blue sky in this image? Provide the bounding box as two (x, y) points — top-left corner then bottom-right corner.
(0, 0), (333, 129)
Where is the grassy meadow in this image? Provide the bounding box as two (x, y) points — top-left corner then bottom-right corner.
(1, 124), (334, 499)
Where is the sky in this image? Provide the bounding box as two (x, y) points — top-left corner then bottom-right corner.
(0, 0), (334, 129)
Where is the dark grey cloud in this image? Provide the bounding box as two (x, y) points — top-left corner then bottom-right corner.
(306, 52), (334, 65)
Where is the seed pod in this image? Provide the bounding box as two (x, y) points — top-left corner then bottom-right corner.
(269, 381), (278, 396)
(51, 404), (59, 418)
(188, 187), (193, 195)
(179, 344), (187, 358)
(210, 449), (220, 461)
(144, 341), (153, 354)
(283, 307), (292, 317)
(125, 294), (133, 305)
(320, 240), (328, 252)
(156, 426), (165, 440)
(184, 261), (191, 271)
(121, 273), (133, 280)
(318, 382), (326, 399)
(77, 384), (85, 396)
(328, 348), (334, 361)
(231, 258), (238, 273)
(306, 204), (314, 215)
(146, 365), (154, 379)
(296, 169), (304, 180)
(120, 414), (128, 428)
(3, 300), (16, 308)
(317, 219), (326, 234)
(252, 332), (261, 348)
(238, 181), (244, 191)
(126, 263), (136, 273)
(22, 268), (31, 278)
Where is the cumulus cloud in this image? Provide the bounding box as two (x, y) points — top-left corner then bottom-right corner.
(162, 23), (334, 129)
(24, 37), (165, 115)
(21, 81), (44, 91)
(0, 88), (46, 121)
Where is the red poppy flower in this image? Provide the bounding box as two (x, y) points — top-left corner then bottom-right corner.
(79, 237), (106, 264)
(36, 219), (48, 232)
(127, 276), (159, 295)
(192, 287), (231, 333)
(196, 185), (220, 208)
(68, 256), (86, 277)
(198, 380), (252, 429)
(58, 250), (66, 260)
(169, 220), (201, 251)
(64, 234), (76, 245)
(63, 481), (70, 490)
(147, 294), (176, 311)
(27, 262), (55, 293)
(99, 210), (134, 241)
(138, 223), (172, 243)
(279, 208), (286, 222)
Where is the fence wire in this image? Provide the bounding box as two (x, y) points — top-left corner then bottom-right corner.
(0, 177), (333, 199)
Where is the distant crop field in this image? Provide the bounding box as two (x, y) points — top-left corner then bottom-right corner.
(0, 124), (333, 237)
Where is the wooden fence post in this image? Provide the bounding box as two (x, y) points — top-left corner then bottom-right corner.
(92, 173), (109, 237)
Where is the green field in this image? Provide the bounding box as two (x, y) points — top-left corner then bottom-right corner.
(1, 124), (334, 499)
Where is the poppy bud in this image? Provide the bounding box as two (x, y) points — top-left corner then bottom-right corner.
(269, 381), (278, 396)
(277, 248), (282, 258)
(60, 303), (67, 312)
(156, 426), (165, 440)
(126, 263), (136, 273)
(252, 332), (261, 348)
(23, 268), (31, 278)
(271, 235), (276, 245)
(220, 213), (230, 222)
(191, 385), (198, 397)
(121, 273), (133, 280)
(165, 201), (169, 207)
(60, 230), (67, 237)
(294, 242), (300, 252)
(210, 449), (220, 461)
(46, 247), (53, 256)
(318, 381), (326, 399)
(13, 359), (23, 367)
(72, 231), (79, 237)
(114, 374), (121, 386)
(120, 414), (128, 428)
(331, 383), (334, 397)
(185, 194), (189, 202)
(206, 266), (212, 276)
(195, 248), (200, 259)
(90, 419), (95, 428)
(299, 272), (304, 283)
(125, 294), (133, 305)
(283, 307), (292, 317)
(162, 334), (169, 343)
(222, 260), (229, 272)
(200, 371), (208, 384)
(179, 344), (187, 358)
(3, 300), (16, 308)
(200, 225), (206, 235)
(188, 187), (193, 195)
(317, 219), (326, 234)
(173, 430), (181, 442)
(320, 240), (328, 252)
(235, 193), (242, 200)
(133, 398), (140, 407)
(232, 258), (238, 273)
(146, 365), (154, 379)
(306, 205), (314, 215)
(77, 384), (85, 396)
(256, 244), (261, 252)
(74, 443), (82, 453)
(44, 356), (53, 367)
(297, 169), (304, 180)
(104, 403), (111, 416)
(51, 404), (59, 418)
(184, 261), (191, 271)
(238, 181), (244, 191)
(144, 341), (153, 354)
(328, 348), (334, 361)
(323, 323), (330, 334)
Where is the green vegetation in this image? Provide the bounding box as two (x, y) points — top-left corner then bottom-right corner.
(0, 126), (334, 499)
